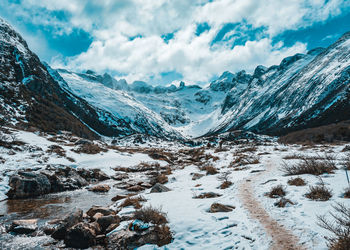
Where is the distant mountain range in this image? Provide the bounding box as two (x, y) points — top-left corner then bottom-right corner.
(1, 17), (349, 140)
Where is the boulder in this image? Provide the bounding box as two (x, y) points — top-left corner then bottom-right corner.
(9, 219), (38, 234)
(97, 215), (120, 232)
(107, 225), (172, 249)
(65, 222), (98, 249)
(209, 203), (235, 213)
(192, 173), (204, 180)
(150, 183), (171, 193)
(7, 171), (51, 199)
(111, 194), (127, 202)
(87, 206), (116, 218)
(89, 184), (111, 192)
(51, 208), (83, 240)
(127, 185), (145, 192)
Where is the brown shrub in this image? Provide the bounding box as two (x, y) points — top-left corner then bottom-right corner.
(230, 154), (260, 167)
(153, 225), (173, 247)
(220, 181), (233, 189)
(318, 202), (350, 250)
(156, 174), (168, 184)
(133, 206), (168, 225)
(72, 143), (107, 154)
(46, 145), (66, 157)
(281, 157), (336, 176)
(287, 177), (306, 186)
(279, 120), (350, 144)
(274, 198), (294, 207)
(266, 185), (286, 198)
(305, 181), (332, 201)
(203, 165), (219, 175)
(120, 196), (147, 209)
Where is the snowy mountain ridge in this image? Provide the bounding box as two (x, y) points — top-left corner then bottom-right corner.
(56, 32), (350, 138)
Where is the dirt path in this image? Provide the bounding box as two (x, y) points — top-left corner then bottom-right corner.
(238, 160), (305, 250)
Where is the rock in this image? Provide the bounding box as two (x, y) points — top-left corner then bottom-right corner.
(9, 219), (38, 234)
(274, 198), (294, 208)
(77, 168), (110, 182)
(65, 222), (98, 249)
(51, 208), (83, 240)
(140, 182), (152, 188)
(192, 173), (204, 180)
(89, 184), (111, 192)
(7, 171), (51, 198)
(111, 174), (128, 181)
(75, 139), (92, 145)
(39, 165), (89, 194)
(209, 203), (235, 213)
(127, 185), (145, 192)
(105, 223), (119, 234)
(150, 183), (171, 193)
(107, 225), (172, 249)
(194, 192), (222, 199)
(87, 206), (116, 218)
(111, 194), (127, 202)
(97, 215), (120, 232)
(92, 212), (104, 221)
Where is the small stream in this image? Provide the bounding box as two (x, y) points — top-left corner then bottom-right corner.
(0, 180), (126, 249)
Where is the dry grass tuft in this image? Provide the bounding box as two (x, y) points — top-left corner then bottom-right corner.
(266, 185), (286, 198)
(343, 188), (350, 199)
(120, 196), (147, 209)
(318, 202), (350, 250)
(133, 206), (168, 225)
(203, 165), (219, 175)
(72, 143), (107, 154)
(305, 180), (332, 201)
(281, 156), (336, 176)
(287, 177), (306, 186)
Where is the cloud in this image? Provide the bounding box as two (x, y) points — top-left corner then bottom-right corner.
(2, 0), (350, 84)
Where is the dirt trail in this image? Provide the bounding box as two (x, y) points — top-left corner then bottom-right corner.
(238, 160), (306, 250)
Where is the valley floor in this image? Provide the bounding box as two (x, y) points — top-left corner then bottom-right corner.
(0, 127), (350, 249)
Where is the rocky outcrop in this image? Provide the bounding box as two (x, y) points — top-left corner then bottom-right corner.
(150, 183), (171, 193)
(7, 171), (51, 199)
(6, 166), (110, 199)
(9, 219), (38, 234)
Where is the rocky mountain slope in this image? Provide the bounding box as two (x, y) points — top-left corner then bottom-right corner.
(0, 18), (179, 139)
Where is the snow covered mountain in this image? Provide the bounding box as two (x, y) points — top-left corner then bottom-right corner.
(1, 16), (350, 140)
(57, 32), (350, 138)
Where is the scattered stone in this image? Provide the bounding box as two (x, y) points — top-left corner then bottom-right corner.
(150, 183), (171, 193)
(9, 219), (38, 234)
(7, 171), (51, 198)
(107, 225), (172, 249)
(64, 222), (99, 249)
(194, 192), (222, 199)
(127, 185), (145, 192)
(111, 194), (127, 202)
(209, 203), (235, 213)
(87, 206), (116, 218)
(140, 182), (153, 188)
(89, 184), (111, 192)
(96, 215), (120, 232)
(274, 198), (295, 208)
(192, 173), (204, 180)
(51, 208), (83, 240)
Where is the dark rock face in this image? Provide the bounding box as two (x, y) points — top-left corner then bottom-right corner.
(51, 208), (83, 240)
(108, 225), (173, 249)
(65, 222), (99, 249)
(9, 219), (38, 234)
(6, 171), (51, 199)
(6, 166), (109, 199)
(150, 183), (171, 193)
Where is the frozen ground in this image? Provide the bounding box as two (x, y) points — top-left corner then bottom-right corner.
(1, 127), (350, 249)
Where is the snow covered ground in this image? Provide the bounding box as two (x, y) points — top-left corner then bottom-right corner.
(1, 127), (350, 249)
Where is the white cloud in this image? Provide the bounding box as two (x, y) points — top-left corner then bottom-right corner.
(3, 0), (350, 84)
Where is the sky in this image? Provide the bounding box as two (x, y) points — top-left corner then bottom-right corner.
(1, 0), (350, 85)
